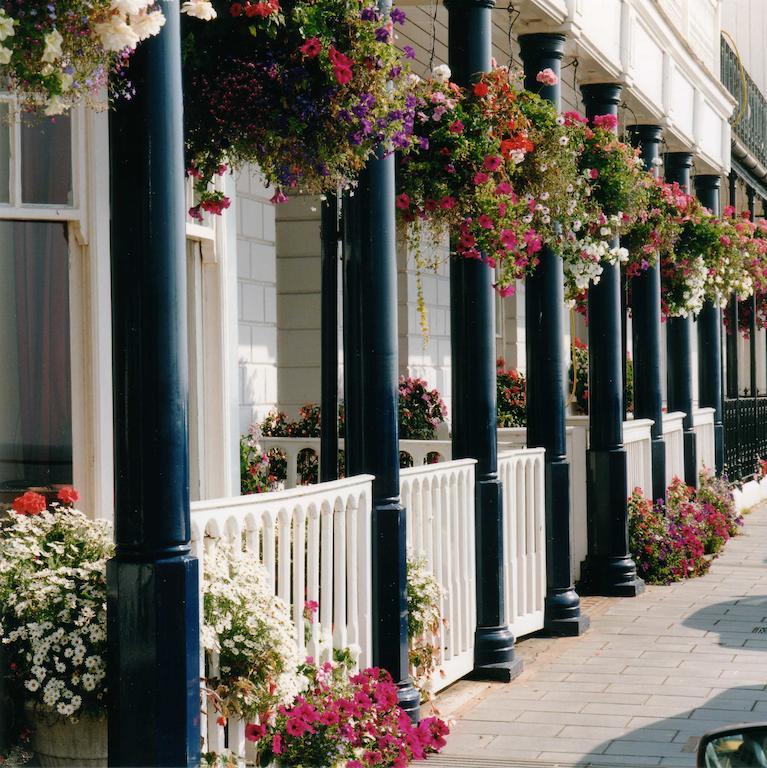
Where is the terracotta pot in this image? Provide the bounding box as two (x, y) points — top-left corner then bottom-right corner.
(26, 703), (107, 767)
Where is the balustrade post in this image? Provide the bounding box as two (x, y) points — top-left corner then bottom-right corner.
(580, 84), (644, 597)
(626, 125), (667, 501)
(519, 33), (588, 636)
(694, 175), (724, 474)
(107, 2), (200, 764)
(665, 152), (698, 487)
(343, 0), (419, 715)
(444, 0), (521, 679)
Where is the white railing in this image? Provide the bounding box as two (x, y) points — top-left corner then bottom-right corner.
(663, 411), (686, 486)
(693, 407), (716, 474)
(400, 459), (477, 692)
(190, 476), (374, 757)
(499, 448), (546, 638)
(623, 419), (654, 497)
(258, 437), (453, 488)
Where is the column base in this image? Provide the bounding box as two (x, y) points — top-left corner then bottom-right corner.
(545, 613), (591, 637)
(468, 658), (524, 683)
(107, 555), (200, 768)
(579, 556), (646, 597)
(396, 680), (422, 722)
(472, 624), (520, 681)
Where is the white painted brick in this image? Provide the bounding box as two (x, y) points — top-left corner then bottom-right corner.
(278, 256), (321, 293)
(251, 242), (276, 282)
(241, 283), (265, 322)
(237, 243), (251, 280)
(238, 324), (252, 363)
(264, 287), (277, 324)
(250, 325), (277, 363)
(263, 205), (276, 242)
(240, 197), (264, 240)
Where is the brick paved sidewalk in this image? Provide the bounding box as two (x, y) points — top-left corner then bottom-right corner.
(428, 504), (767, 767)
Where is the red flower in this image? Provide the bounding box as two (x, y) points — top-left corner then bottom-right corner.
(57, 486), (79, 505)
(12, 491), (47, 516)
(300, 37), (322, 58)
(230, 2), (243, 15)
(245, 722), (266, 742)
(447, 120), (463, 134)
(333, 64), (353, 85)
(201, 197), (232, 215)
(473, 82), (489, 98)
(270, 190), (289, 205)
(395, 193), (411, 210)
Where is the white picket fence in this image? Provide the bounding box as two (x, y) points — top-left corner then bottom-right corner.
(693, 407), (716, 474)
(663, 411), (686, 485)
(499, 448), (546, 638)
(624, 419), (654, 496)
(400, 459), (477, 692)
(190, 475), (374, 757)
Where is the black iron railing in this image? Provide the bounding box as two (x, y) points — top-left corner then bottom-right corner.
(721, 37), (767, 171)
(723, 396), (767, 481)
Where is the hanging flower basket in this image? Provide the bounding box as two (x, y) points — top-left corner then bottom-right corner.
(397, 66), (596, 297)
(183, 0), (414, 219)
(0, 1), (170, 115)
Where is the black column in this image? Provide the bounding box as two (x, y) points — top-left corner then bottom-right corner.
(444, 0), (521, 680)
(695, 175), (724, 474)
(321, 195), (339, 482)
(665, 152), (698, 487)
(108, 3), (200, 765)
(343, 39), (419, 712)
(626, 125), (667, 501)
(519, 34), (588, 637)
(580, 84), (644, 597)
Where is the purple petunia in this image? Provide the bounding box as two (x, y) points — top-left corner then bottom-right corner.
(360, 7), (379, 21)
(375, 26), (391, 42)
(390, 7), (406, 24)
(403, 45), (416, 60)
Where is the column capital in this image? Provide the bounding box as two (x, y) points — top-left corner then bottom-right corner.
(518, 33), (566, 60)
(665, 152), (694, 191)
(626, 125), (664, 146)
(443, 0), (495, 10)
(581, 83), (623, 117)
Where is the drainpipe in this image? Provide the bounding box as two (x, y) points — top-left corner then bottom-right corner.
(695, 175), (724, 475)
(626, 125), (667, 501)
(665, 152), (698, 488)
(107, 2), (200, 764)
(444, 0), (521, 679)
(581, 84), (644, 597)
(519, 33), (588, 637)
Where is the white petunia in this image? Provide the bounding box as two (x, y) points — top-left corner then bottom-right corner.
(431, 64), (451, 84)
(95, 16), (140, 52)
(181, 0), (218, 20)
(40, 29), (64, 63)
(0, 45), (11, 65)
(0, 12), (14, 42)
(129, 10), (166, 40)
(44, 96), (67, 116)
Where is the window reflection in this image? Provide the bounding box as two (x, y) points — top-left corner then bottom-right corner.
(21, 113), (72, 206)
(0, 221), (72, 498)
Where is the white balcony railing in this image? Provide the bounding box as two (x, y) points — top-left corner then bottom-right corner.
(499, 447), (546, 638)
(663, 411), (686, 486)
(693, 407), (716, 474)
(191, 476), (374, 757)
(401, 459), (477, 692)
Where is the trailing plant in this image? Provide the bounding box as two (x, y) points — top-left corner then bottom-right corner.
(201, 542), (303, 722)
(0, 0), (175, 115)
(397, 66), (601, 299)
(183, 0), (415, 218)
(241, 427), (283, 494)
(244, 659), (449, 767)
(496, 359), (526, 427)
(406, 555), (444, 696)
(568, 337), (589, 415)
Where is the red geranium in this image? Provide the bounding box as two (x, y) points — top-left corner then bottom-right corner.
(11, 491), (47, 516)
(57, 486), (80, 505)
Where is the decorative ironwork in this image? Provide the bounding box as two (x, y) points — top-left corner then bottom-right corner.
(721, 36), (767, 171)
(723, 396), (767, 481)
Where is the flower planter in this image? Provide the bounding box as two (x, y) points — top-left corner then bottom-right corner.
(26, 703), (107, 767)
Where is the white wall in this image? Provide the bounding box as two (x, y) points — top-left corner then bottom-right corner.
(236, 167), (278, 433)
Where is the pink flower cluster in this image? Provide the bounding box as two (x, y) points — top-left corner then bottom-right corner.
(246, 664), (449, 767)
